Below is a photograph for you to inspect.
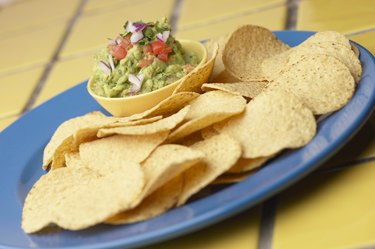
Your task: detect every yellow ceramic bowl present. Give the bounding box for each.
[87,40,207,117]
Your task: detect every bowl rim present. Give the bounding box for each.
[87,39,208,101]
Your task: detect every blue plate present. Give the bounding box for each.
[1,31,375,249]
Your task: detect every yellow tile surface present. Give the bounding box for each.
[177,0,285,30]
[297,0,375,34]
[141,206,261,249]
[0,22,67,75]
[349,31,375,55]
[0,0,79,36]
[273,161,375,249]
[0,67,43,117]
[61,0,174,58]
[322,114,375,168]
[34,54,94,106]
[83,0,143,14]
[0,115,18,132]
[176,6,287,41]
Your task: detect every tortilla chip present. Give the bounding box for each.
[22,159,144,233]
[212,69,241,83]
[211,171,254,185]
[177,134,241,205]
[109,116,163,127]
[106,175,183,224]
[140,144,204,197]
[200,125,219,139]
[124,92,199,121]
[293,42,362,83]
[173,43,218,94]
[351,43,360,58]
[185,90,246,120]
[43,112,115,170]
[216,89,316,158]
[302,31,352,49]
[222,24,289,81]
[79,132,168,174]
[202,82,267,99]
[205,35,228,81]
[97,105,190,137]
[261,49,293,80]
[167,91,246,142]
[227,156,272,173]
[269,54,355,114]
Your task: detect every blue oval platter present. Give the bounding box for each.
[0,31,375,249]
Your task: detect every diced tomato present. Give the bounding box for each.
[119,35,132,50]
[158,52,169,62]
[143,44,153,54]
[163,46,172,53]
[110,46,127,60]
[138,57,154,68]
[151,40,165,55]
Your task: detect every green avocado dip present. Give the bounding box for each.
[91,18,200,98]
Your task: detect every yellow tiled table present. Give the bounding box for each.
[1,0,375,248]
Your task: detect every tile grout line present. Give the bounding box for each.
[257,2,301,248]
[285,0,300,30]
[170,0,184,33]
[21,0,88,114]
[346,27,375,37]
[315,156,375,174]
[258,197,278,249]
[177,2,285,32]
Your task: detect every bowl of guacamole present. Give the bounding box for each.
[87,18,207,117]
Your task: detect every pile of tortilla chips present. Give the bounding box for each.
[22,25,361,233]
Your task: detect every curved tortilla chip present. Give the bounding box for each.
[269,54,355,115]
[216,89,316,158]
[222,25,289,81]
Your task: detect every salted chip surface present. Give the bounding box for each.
[177,134,242,205]
[43,111,115,170]
[105,144,203,225]
[80,132,168,174]
[292,42,361,83]
[270,54,355,115]
[261,49,293,80]
[222,25,289,81]
[202,82,267,99]
[22,159,144,233]
[97,105,190,137]
[212,69,241,83]
[185,90,246,120]
[140,144,204,197]
[302,31,352,49]
[216,89,316,158]
[106,175,183,225]
[205,35,228,81]
[125,92,199,121]
[173,42,218,94]
[167,91,246,142]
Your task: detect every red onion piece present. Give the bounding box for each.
[126,21,136,33]
[99,61,111,75]
[130,31,144,44]
[156,31,170,43]
[133,22,146,32]
[128,73,144,93]
[108,54,115,71]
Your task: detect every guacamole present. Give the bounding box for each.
[91,18,200,98]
